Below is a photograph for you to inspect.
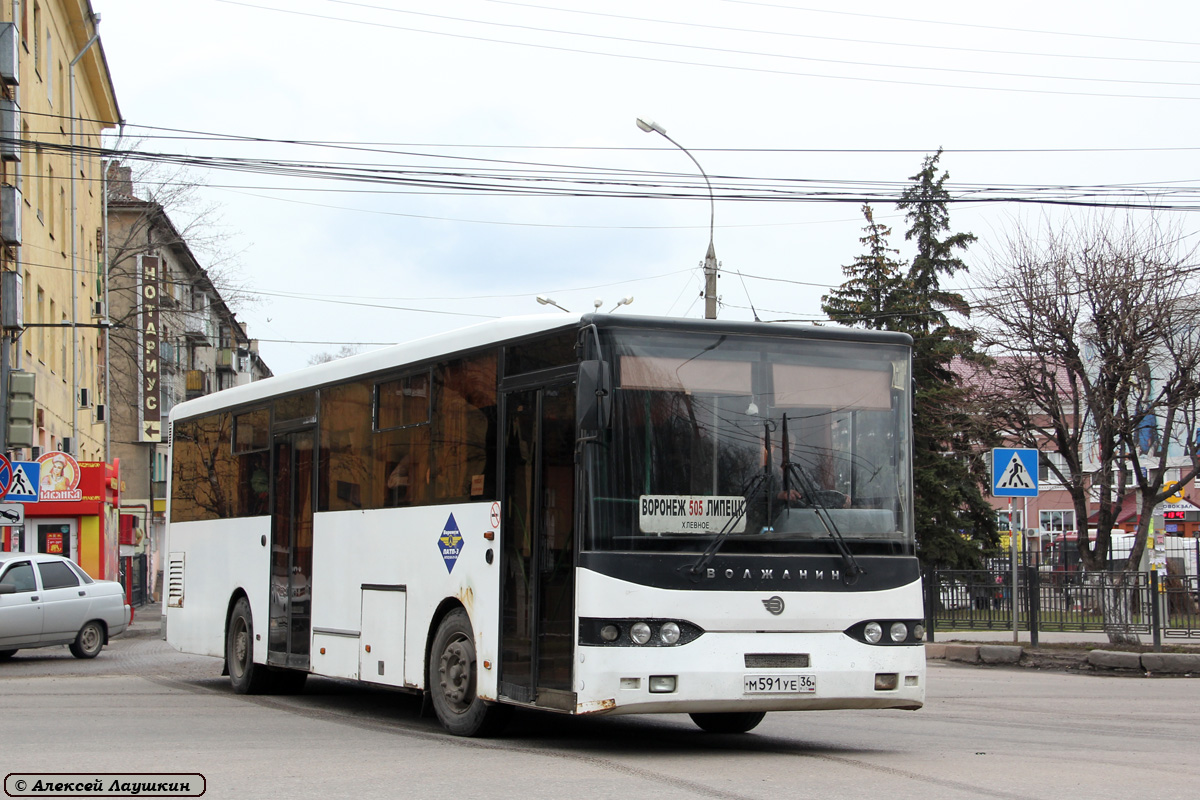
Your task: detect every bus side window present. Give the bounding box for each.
[320,380,373,511]
[433,354,497,502]
[379,425,430,508]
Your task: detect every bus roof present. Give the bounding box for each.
[168,312,911,422]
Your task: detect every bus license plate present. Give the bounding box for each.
[743,674,816,694]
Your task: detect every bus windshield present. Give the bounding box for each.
[584,329,914,556]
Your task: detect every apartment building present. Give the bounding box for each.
[106,162,271,601]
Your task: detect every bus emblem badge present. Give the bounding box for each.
[439,514,464,573]
[762,596,785,615]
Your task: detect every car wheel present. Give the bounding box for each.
[0,650,17,660]
[226,597,270,694]
[69,621,105,659]
[689,711,767,734]
[428,608,510,737]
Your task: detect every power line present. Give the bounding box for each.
[210,0,1200,102]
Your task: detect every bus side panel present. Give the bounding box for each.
[310,503,501,696]
[165,517,272,661]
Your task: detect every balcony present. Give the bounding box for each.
[179,309,214,346]
[185,369,212,399]
[216,347,240,373]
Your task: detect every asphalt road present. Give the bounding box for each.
[2,634,1197,800]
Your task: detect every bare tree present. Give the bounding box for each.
[105,160,256,413]
[974,214,1200,643]
[308,345,362,366]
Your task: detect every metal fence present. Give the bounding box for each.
[924,560,1200,645]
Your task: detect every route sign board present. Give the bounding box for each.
[992,448,1039,498]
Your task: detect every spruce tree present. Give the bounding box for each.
[825,152,998,568]
[821,204,905,330]
[896,150,997,568]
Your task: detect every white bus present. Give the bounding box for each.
[165,313,924,736]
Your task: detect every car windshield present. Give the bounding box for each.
[582,329,914,556]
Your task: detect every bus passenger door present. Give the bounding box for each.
[268,428,315,670]
[499,383,576,709]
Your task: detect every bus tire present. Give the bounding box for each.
[428,608,509,737]
[689,711,766,734]
[227,597,270,694]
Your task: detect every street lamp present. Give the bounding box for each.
[536,295,571,313]
[636,117,718,319]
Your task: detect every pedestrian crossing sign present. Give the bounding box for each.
[992,448,1039,497]
[5,461,40,502]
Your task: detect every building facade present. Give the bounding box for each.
[1,0,119,461]
[106,163,270,602]
[0,3,124,583]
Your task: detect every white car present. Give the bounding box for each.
[0,552,132,660]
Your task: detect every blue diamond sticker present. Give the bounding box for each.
[438,514,464,573]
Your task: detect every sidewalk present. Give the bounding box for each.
[120,600,163,639]
[933,629,1114,645]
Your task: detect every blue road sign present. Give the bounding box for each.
[0,455,11,498]
[6,461,40,502]
[992,448,1039,498]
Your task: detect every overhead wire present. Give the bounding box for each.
[210,0,1200,102]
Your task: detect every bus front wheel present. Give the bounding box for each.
[689,711,767,734]
[226,597,270,694]
[428,608,509,737]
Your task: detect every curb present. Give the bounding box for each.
[926,642,1200,675]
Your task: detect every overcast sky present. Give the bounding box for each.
[94,0,1200,375]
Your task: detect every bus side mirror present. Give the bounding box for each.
[577,360,612,432]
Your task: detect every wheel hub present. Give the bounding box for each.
[439,638,473,711]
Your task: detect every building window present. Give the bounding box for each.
[32,3,40,77]
[1038,451,1069,487]
[1040,510,1076,534]
[60,311,67,379]
[45,29,52,102]
[35,146,44,222]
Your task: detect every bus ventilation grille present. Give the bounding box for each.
[744,653,810,669]
[167,552,185,608]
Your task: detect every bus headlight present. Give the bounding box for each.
[845,619,925,646]
[578,618,704,647]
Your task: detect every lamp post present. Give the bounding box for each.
[636,118,718,319]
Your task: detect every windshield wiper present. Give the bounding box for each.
[781,414,863,583]
[685,422,771,579]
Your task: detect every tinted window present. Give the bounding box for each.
[38,561,80,590]
[276,392,316,423]
[506,332,576,375]
[171,413,237,523]
[377,372,430,431]
[0,562,36,592]
[433,354,498,501]
[65,561,94,584]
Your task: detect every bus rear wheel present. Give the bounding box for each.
[428,608,509,737]
[227,597,270,694]
[689,711,767,734]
